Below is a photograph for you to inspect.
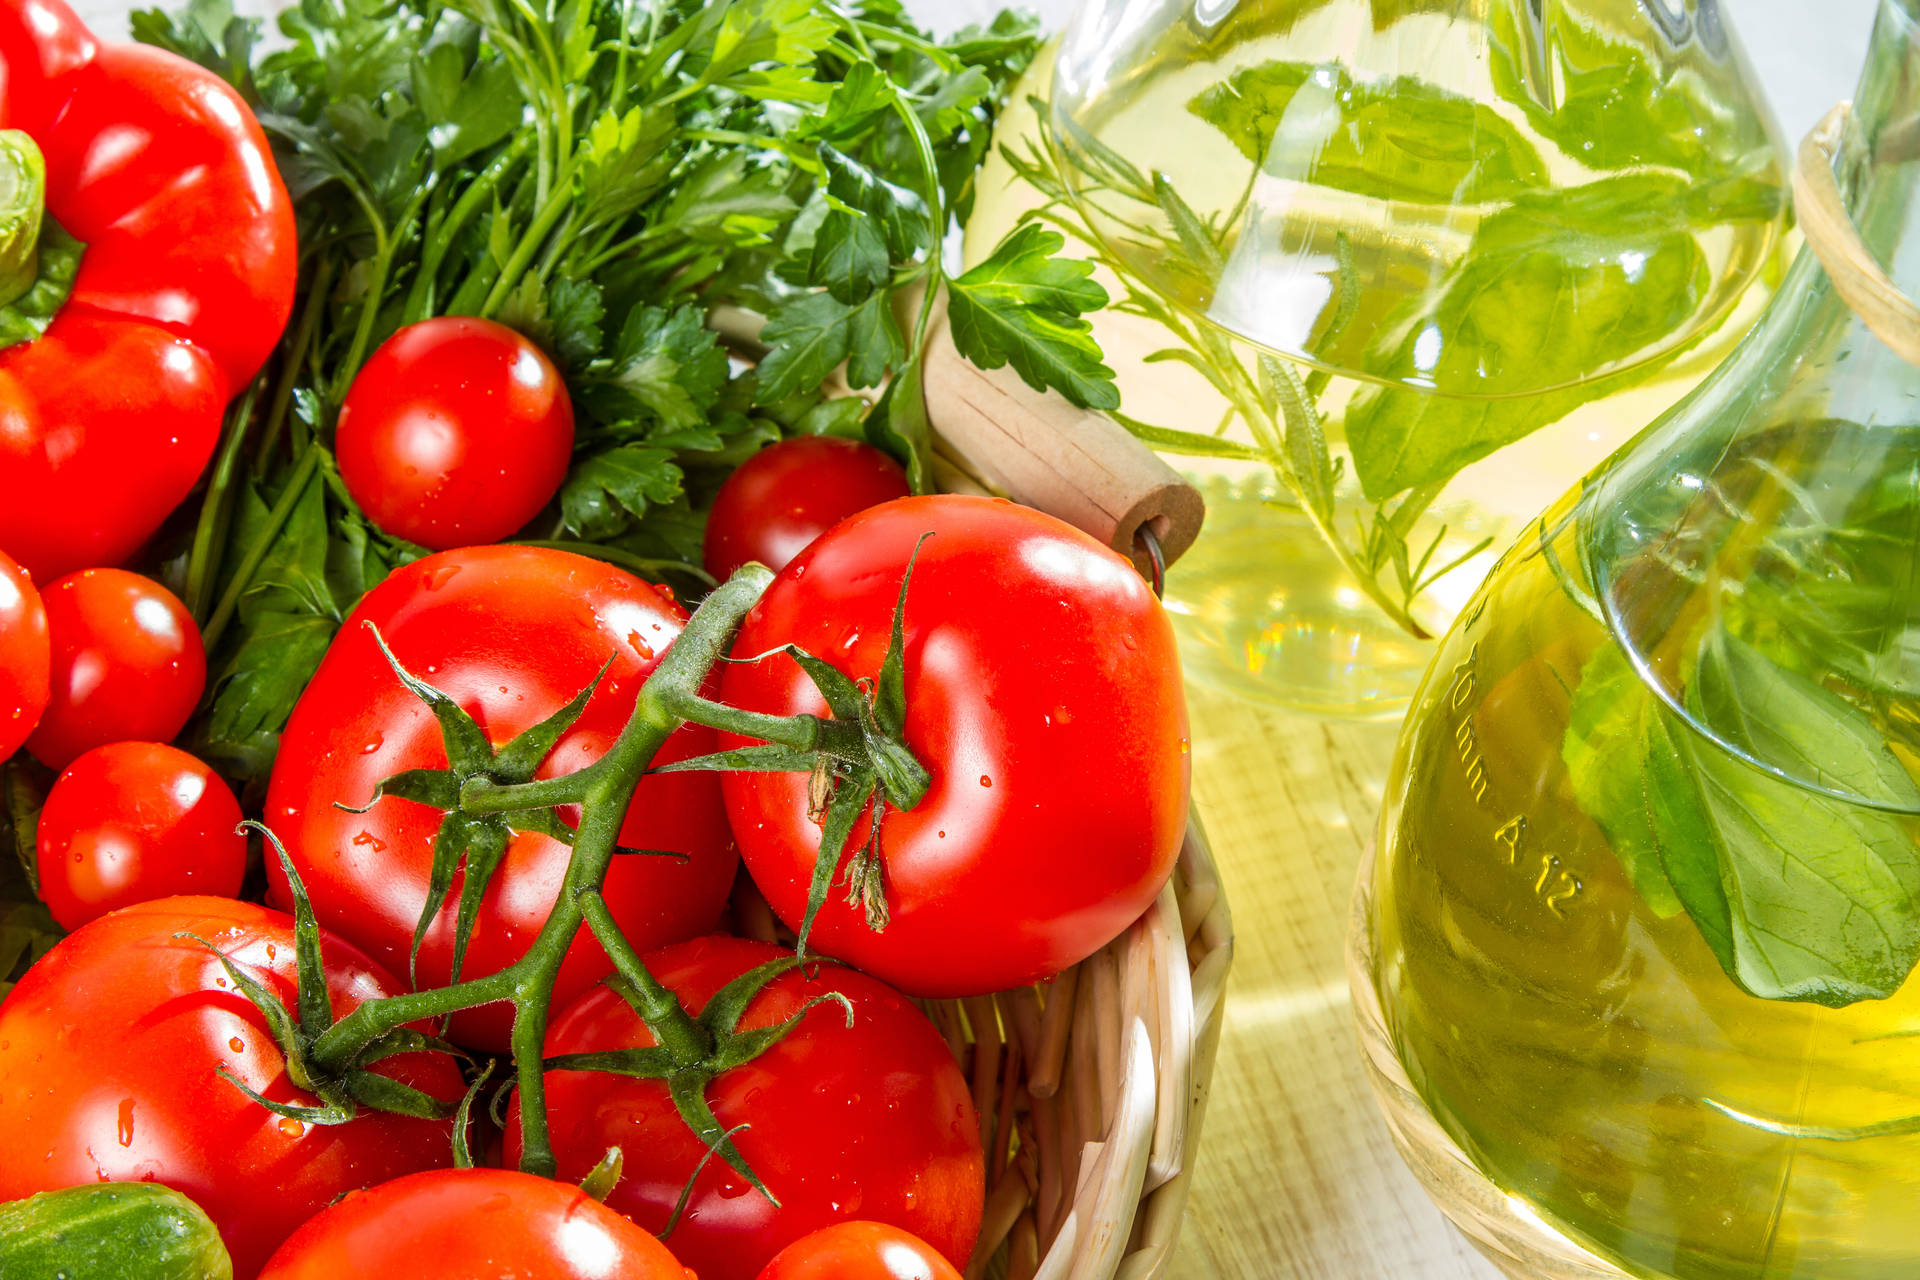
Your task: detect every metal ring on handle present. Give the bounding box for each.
[1793,102,1920,368]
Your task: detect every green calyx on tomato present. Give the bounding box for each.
[182,822,464,1130]
[0,131,83,348]
[656,536,935,944]
[340,626,652,995]
[210,560,936,1201]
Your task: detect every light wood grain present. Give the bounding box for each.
[1163,686,1502,1280]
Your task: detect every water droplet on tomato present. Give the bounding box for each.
[277,1117,305,1139]
[265,943,277,961]
[937,831,946,838]
[229,1037,245,1054]
[979,775,992,788]
[352,831,388,852]
[422,563,462,591]
[360,734,384,755]
[116,1099,135,1147]
[627,632,654,661]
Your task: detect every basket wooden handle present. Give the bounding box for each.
[916,290,1205,577]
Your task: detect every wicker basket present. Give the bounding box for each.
[1346,841,1628,1280]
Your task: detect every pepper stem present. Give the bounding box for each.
[0,131,46,310]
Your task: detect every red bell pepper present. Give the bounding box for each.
[0,0,296,581]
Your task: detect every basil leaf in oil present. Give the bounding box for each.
[1344,173,1710,503]
[1571,629,1920,1007]
[1188,61,1547,206]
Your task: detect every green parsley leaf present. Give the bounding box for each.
[946,223,1118,410]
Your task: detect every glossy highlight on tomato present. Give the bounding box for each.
[0,548,50,759]
[26,568,206,769]
[265,546,735,1051]
[703,435,910,581]
[0,897,462,1280]
[337,317,575,550]
[35,741,247,930]
[758,1221,963,1280]
[257,1168,697,1280]
[507,935,984,1280]
[719,495,1190,997]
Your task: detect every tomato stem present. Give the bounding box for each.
[577,888,714,1066]
[305,566,777,1144]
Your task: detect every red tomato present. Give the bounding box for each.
[758,1222,963,1280]
[336,317,574,550]
[703,436,910,581]
[265,546,735,1051]
[505,936,983,1280]
[0,897,462,1279]
[719,496,1189,997]
[0,549,50,758]
[25,568,206,769]
[257,1168,696,1280]
[35,741,247,930]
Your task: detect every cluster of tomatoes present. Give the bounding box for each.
[0,319,1192,1279]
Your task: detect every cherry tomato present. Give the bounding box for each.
[25,568,206,769]
[758,1222,964,1280]
[336,317,574,550]
[257,1168,696,1280]
[265,546,735,1051]
[719,496,1189,997]
[0,897,462,1279]
[0,549,50,759]
[505,935,983,1280]
[703,436,910,581]
[35,741,247,930]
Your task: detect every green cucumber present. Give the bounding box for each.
[0,1184,232,1280]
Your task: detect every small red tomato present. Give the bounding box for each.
[337,317,574,550]
[703,436,909,581]
[0,549,50,759]
[36,741,248,930]
[758,1222,963,1280]
[257,1168,697,1280]
[26,568,206,769]
[505,935,983,1280]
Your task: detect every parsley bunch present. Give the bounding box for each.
[128,0,1116,781]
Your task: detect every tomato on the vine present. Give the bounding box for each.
[703,436,910,581]
[265,546,736,1051]
[718,495,1190,997]
[256,1168,696,1280]
[35,741,247,930]
[25,568,205,769]
[758,1222,964,1280]
[0,897,462,1280]
[505,935,984,1280]
[336,317,575,550]
[0,549,49,759]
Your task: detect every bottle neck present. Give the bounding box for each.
[1847,0,1920,296]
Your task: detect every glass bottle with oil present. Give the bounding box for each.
[1367,2,1920,1274]
[965,0,1789,718]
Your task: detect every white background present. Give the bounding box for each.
[75,0,1882,154]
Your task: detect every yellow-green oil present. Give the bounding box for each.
[1372,480,1920,1279]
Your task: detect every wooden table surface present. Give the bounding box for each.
[1165,686,1502,1280]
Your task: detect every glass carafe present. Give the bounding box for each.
[964,0,1790,717]
[1364,1,1920,1275]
